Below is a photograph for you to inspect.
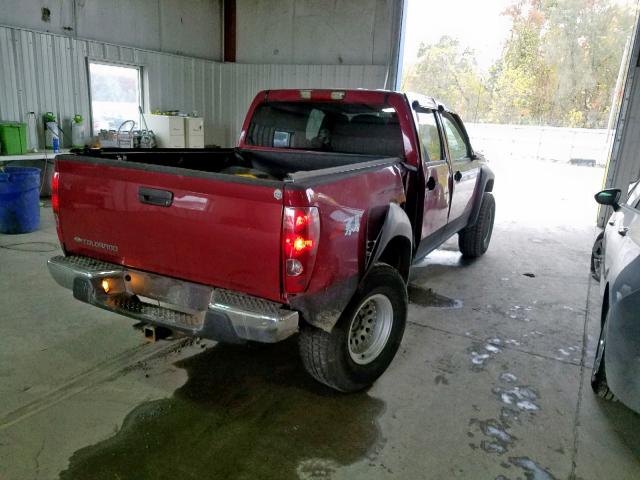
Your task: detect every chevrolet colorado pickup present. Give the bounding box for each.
[48,89,495,392]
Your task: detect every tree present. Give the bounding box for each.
[488,0,553,124]
[401,0,637,128]
[402,36,492,122]
[490,0,636,127]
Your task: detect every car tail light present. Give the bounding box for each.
[51,170,63,245]
[282,206,320,294]
[51,171,60,214]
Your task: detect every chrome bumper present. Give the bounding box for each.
[47,255,298,343]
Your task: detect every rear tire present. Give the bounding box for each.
[459,192,495,258]
[298,263,407,392]
[591,310,615,400]
[590,232,604,282]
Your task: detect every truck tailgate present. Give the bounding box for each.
[56,159,284,302]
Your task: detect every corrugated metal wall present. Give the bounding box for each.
[0,25,388,147]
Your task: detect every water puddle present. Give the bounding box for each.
[59,340,385,480]
[469,418,516,455]
[468,337,503,370]
[408,285,463,308]
[492,385,540,412]
[509,456,558,480]
[412,249,467,268]
[467,371,558,480]
[499,373,517,383]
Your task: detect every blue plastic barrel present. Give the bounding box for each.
[0,166,41,234]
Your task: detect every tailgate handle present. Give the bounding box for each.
[138,187,173,207]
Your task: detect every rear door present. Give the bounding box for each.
[56,159,285,302]
[416,110,451,242]
[440,112,480,224]
[604,182,640,283]
[602,182,640,407]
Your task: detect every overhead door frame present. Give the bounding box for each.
[599,10,640,227]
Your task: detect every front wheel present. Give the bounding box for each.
[591,310,615,400]
[298,264,407,392]
[459,192,496,258]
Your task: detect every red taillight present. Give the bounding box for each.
[51,170,64,246]
[51,171,60,214]
[283,207,320,294]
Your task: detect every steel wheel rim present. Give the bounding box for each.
[347,294,393,365]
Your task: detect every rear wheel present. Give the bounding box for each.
[459,192,495,258]
[591,310,615,400]
[299,264,407,392]
[590,231,604,282]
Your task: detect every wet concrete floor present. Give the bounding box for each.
[2,160,640,479]
[60,341,384,480]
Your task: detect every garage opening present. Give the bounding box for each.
[400,0,640,228]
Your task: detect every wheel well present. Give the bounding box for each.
[601,284,609,328]
[377,236,412,283]
[485,179,494,192]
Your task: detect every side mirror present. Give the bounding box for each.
[594,189,621,211]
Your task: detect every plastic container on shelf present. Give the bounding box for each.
[44,112,60,150]
[0,122,28,155]
[71,114,86,148]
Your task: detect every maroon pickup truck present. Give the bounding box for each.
[48,89,495,392]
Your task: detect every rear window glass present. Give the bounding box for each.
[246,102,404,158]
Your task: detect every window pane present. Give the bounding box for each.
[442,114,469,160]
[246,102,404,157]
[417,112,442,161]
[89,62,141,132]
[626,181,640,208]
[306,109,326,140]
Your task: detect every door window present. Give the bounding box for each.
[626,181,640,209]
[417,112,442,161]
[441,114,470,160]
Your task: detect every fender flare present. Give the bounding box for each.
[467,165,495,227]
[290,203,413,333]
[366,202,413,281]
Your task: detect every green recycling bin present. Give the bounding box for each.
[0,122,28,155]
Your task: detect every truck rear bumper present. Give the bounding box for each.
[47,255,298,343]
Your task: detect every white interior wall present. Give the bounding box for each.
[0,0,401,67]
[0,0,223,60]
[0,25,387,148]
[236,0,397,66]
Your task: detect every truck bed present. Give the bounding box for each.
[55,149,402,303]
[77,147,394,181]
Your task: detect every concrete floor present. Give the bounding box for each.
[1,159,639,479]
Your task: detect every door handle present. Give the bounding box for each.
[618,226,629,236]
[609,220,616,226]
[454,171,462,182]
[426,176,436,191]
[138,187,173,207]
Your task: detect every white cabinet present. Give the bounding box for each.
[185,117,204,148]
[145,115,205,149]
[145,114,185,148]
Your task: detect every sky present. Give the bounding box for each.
[402,0,514,73]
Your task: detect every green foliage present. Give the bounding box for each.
[402,0,636,128]
[402,36,492,122]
